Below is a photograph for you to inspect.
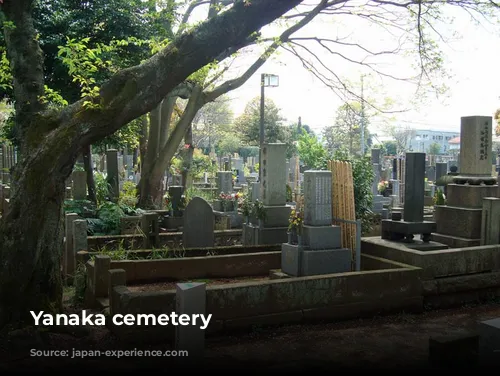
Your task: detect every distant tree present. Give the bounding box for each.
[216,132,241,156]
[385,125,416,155]
[192,96,234,150]
[381,140,397,156]
[323,102,371,156]
[235,97,285,145]
[297,130,327,169]
[428,142,441,155]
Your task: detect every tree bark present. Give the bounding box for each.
[182,125,194,191]
[138,115,148,173]
[0,0,304,329]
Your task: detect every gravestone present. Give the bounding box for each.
[381,152,436,243]
[175,282,206,359]
[106,149,120,202]
[183,197,214,248]
[435,162,448,182]
[216,171,232,194]
[73,220,88,278]
[392,158,398,180]
[168,185,184,215]
[72,170,87,200]
[454,116,496,185]
[433,116,500,248]
[282,170,351,276]
[261,143,287,206]
[371,148,381,164]
[303,171,332,226]
[250,182,260,201]
[243,144,290,246]
[427,165,436,182]
[64,213,80,281]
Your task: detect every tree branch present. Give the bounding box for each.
[48,0,304,151]
[204,0,332,102]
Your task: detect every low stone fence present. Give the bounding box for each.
[362,237,500,308]
[84,250,280,290]
[84,253,422,342]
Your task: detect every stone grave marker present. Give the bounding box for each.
[72,170,87,200]
[175,282,206,359]
[216,171,232,194]
[282,170,351,276]
[106,149,120,202]
[64,213,80,281]
[183,197,214,248]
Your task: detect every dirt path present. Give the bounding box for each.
[1,302,500,370]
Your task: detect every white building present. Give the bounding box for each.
[407,129,460,154]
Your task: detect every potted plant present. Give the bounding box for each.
[377,180,389,196]
[433,188,446,206]
[219,192,237,212]
[288,209,303,245]
[253,199,267,227]
[239,194,252,224]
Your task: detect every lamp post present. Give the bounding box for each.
[259,73,279,181]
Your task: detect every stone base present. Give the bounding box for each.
[164,216,183,230]
[446,184,500,208]
[430,233,480,248]
[243,224,288,245]
[302,248,352,276]
[281,243,351,277]
[434,205,482,239]
[404,241,449,251]
[302,225,341,249]
[214,211,243,228]
[381,219,437,243]
[242,224,258,245]
[281,243,303,276]
[261,205,291,227]
[453,175,497,185]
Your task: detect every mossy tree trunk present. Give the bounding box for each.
[0,0,304,329]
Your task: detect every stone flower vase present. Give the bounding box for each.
[288,229,298,244]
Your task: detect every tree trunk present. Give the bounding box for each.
[137,86,203,208]
[138,115,148,173]
[0,0,306,330]
[0,147,77,328]
[182,125,194,191]
[83,145,97,204]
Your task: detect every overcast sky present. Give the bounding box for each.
[194,2,500,136]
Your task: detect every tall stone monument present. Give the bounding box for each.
[242,143,291,245]
[281,170,351,276]
[432,116,499,248]
[381,152,436,243]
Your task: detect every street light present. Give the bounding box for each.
[259,73,279,181]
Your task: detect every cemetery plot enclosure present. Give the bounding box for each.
[102,253,422,342]
[362,237,500,308]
